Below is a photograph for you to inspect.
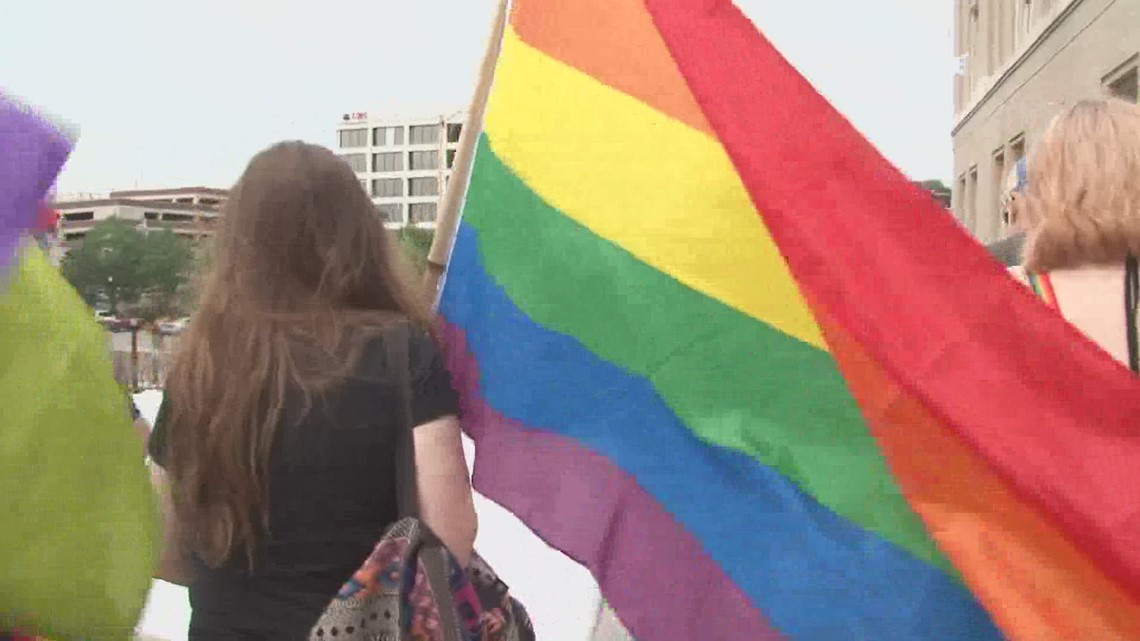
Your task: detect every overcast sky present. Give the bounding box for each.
[1,0,955,195]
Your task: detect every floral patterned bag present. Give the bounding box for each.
[308,326,534,641]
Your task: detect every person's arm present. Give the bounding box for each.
[146,395,199,586]
[134,417,151,452]
[130,400,152,457]
[412,415,477,567]
[151,465,198,586]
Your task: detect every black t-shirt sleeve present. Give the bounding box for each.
[147,393,172,468]
[408,329,460,427]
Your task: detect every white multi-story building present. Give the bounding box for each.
[49,186,227,260]
[335,110,466,228]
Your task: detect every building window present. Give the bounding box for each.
[63,211,95,222]
[1111,68,1139,103]
[447,123,462,143]
[1104,56,1139,104]
[373,152,404,173]
[1009,134,1026,165]
[446,149,457,169]
[341,153,367,173]
[144,212,159,220]
[409,125,439,145]
[409,177,439,197]
[409,150,439,171]
[961,0,979,84]
[1017,0,1032,37]
[372,178,403,198]
[393,127,405,145]
[967,166,979,234]
[954,174,967,223]
[376,203,404,224]
[409,202,437,224]
[993,149,1009,230]
[339,128,368,148]
[372,127,387,146]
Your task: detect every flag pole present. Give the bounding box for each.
[423,0,510,305]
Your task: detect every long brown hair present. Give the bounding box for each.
[164,141,430,568]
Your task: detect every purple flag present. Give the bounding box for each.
[0,93,73,273]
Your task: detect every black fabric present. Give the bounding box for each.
[147,326,459,640]
[1126,256,1138,374]
[383,322,421,521]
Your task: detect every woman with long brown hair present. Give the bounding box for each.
[1012,97,1140,372]
[147,141,477,639]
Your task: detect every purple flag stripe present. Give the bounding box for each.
[439,319,782,641]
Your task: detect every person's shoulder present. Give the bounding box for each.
[358,320,440,370]
[369,319,435,349]
[405,323,443,375]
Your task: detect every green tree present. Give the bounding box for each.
[61,219,147,313]
[918,179,950,193]
[60,218,196,318]
[178,239,215,311]
[396,225,435,275]
[137,226,196,320]
[918,180,952,208]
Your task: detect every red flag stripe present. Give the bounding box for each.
[645,0,1140,606]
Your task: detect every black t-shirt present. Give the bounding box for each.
[148,327,459,640]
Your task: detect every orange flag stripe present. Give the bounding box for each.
[814,298,1140,640]
[509,0,714,136]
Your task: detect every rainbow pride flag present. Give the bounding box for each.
[0,94,156,639]
[437,1,1140,639]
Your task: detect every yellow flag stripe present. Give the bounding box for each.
[484,27,825,350]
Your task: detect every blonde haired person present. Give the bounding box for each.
[1011,98,1140,372]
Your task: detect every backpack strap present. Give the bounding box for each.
[386,322,421,519]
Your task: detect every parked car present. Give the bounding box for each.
[157,317,190,335]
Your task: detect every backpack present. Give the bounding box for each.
[308,325,535,641]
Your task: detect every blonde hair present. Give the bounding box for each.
[1022,98,1140,272]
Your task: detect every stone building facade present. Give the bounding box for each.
[951,0,1139,244]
